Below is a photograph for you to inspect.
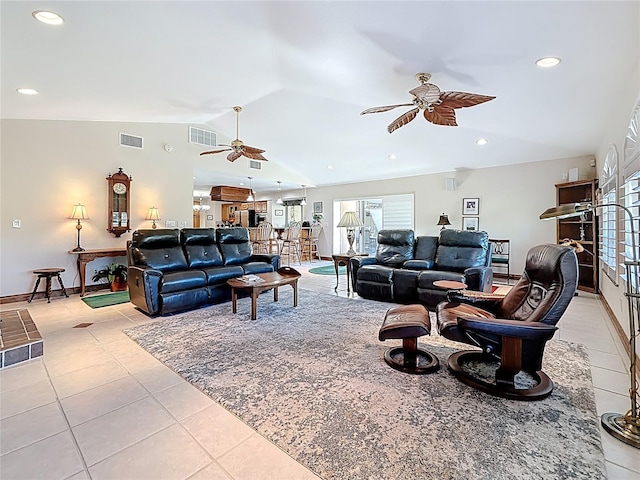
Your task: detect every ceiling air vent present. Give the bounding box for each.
[119,133,143,149]
[189,126,216,147]
[249,160,262,170]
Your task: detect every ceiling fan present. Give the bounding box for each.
[361,73,496,133]
[200,106,268,162]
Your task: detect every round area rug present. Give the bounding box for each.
[309,265,346,275]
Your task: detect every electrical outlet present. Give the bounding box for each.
[179,221,187,228]
[12,219,21,228]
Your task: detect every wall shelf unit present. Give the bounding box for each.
[555,179,599,293]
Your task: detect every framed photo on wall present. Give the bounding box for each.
[462,217,479,231]
[462,198,480,215]
[206,215,214,221]
[313,201,323,214]
[274,210,284,216]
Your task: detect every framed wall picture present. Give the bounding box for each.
[274,209,284,216]
[206,214,214,221]
[462,217,479,231]
[462,198,480,215]
[313,201,323,214]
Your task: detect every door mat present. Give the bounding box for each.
[308,265,346,275]
[81,291,130,308]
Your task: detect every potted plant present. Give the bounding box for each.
[92,263,128,292]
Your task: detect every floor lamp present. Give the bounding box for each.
[540,202,640,448]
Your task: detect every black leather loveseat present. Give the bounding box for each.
[350,229,493,309]
[127,227,280,315]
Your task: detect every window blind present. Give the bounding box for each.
[599,146,618,284]
[381,194,414,230]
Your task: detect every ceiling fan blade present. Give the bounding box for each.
[409,84,441,103]
[425,106,458,126]
[200,148,231,156]
[387,107,420,133]
[242,145,266,154]
[439,91,496,109]
[361,104,414,115]
[241,147,268,161]
[227,151,243,162]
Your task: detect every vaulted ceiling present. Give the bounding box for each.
[2,1,639,193]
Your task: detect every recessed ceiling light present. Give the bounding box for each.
[17,88,38,95]
[239,182,245,186]
[535,57,561,68]
[476,138,488,146]
[32,10,64,25]
[327,165,333,170]
[388,154,397,160]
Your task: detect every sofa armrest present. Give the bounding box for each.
[446,290,503,313]
[464,266,493,292]
[458,316,558,342]
[250,253,281,270]
[127,266,162,315]
[403,259,434,270]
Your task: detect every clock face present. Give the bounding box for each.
[113,182,127,194]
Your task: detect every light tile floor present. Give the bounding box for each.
[1,262,639,479]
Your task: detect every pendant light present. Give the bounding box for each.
[276,181,283,205]
[300,185,307,206]
[247,177,254,202]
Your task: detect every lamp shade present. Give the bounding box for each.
[337,211,363,228]
[145,207,161,221]
[437,213,451,226]
[69,203,88,220]
[539,202,592,220]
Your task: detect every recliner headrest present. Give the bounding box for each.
[377,230,415,246]
[439,229,488,248]
[181,228,216,246]
[216,227,250,244]
[131,229,180,249]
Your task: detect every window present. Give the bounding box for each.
[333,194,414,254]
[599,146,618,283]
[620,103,640,288]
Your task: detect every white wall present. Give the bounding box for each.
[290,156,594,273]
[1,119,198,296]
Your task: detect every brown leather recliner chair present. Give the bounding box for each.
[436,244,578,400]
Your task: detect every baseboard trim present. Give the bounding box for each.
[599,294,640,378]
[0,285,111,304]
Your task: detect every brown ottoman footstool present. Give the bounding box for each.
[379,304,440,374]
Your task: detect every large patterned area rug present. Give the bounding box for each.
[125,290,605,480]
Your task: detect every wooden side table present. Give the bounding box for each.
[332,253,368,293]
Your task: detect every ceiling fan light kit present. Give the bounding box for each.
[200,106,268,162]
[361,73,496,133]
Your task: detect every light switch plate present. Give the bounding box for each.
[12,219,21,228]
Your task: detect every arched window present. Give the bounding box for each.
[599,145,618,283]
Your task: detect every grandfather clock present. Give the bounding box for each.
[106,168,132,237]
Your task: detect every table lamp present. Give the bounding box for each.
[540,201,640,448]
[146,207,161,229]
[437,213,451,230]
[69,203,88,252]
[337,211,364,255]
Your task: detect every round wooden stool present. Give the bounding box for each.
[29,268,69,303]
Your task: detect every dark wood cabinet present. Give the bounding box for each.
[555,179,598,293]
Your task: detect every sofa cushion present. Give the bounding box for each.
[242,262,275,275]
[435,230,489,272]
[130,229,188,272]
[417,270,466,289]
[182,228,224,268]
[375,230,415,267]
[216,227,253,265]
[358,265,394,284]
[160,270,207,294]
[202,265,244,284]
[402,259,434,270]
[414,236,438,260]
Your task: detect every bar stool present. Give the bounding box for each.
[29,268,69,303]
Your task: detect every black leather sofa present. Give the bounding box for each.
[350,229,493,309]
[127,228,280,315]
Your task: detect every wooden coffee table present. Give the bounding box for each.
[226,267,301,320]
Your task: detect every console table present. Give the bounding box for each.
[68,248,127,296]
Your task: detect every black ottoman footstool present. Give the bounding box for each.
[378,304,439,374]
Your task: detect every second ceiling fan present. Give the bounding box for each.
[200,106,268,162]
[361,73,496,133]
